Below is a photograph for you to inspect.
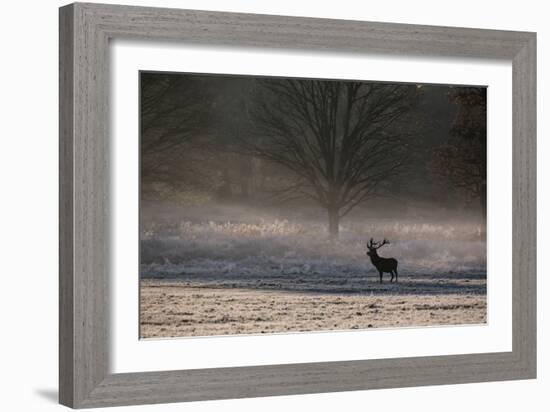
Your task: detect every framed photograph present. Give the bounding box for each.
[59,2,536,408]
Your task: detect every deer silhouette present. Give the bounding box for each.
[366,238,398,283]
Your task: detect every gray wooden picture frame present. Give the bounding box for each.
[59,2,536,408]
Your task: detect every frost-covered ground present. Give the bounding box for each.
[140,204,487,338]
[140,283,486,338]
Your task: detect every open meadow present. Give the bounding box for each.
[140,204,487,338]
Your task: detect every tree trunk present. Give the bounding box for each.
[328,208,340,240]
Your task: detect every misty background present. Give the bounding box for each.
[139,72,487,290]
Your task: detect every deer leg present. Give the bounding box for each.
[390,271,394,282]
[394,269,398,283]
[379,271,383,283]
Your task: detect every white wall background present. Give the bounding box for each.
[0,1,546,411]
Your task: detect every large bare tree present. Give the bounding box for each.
[247,79,418,238]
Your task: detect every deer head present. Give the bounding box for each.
[366,238,390,257]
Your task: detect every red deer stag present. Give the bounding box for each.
[366,238,398,283]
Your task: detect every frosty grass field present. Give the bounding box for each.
[140,204,487,338]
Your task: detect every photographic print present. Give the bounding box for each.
[139,72,487,339]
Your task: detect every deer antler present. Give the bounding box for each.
[370,238,390,249]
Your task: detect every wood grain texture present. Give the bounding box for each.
[59,4,74,406]
[512,35,537,375]
[59,2,536,408]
